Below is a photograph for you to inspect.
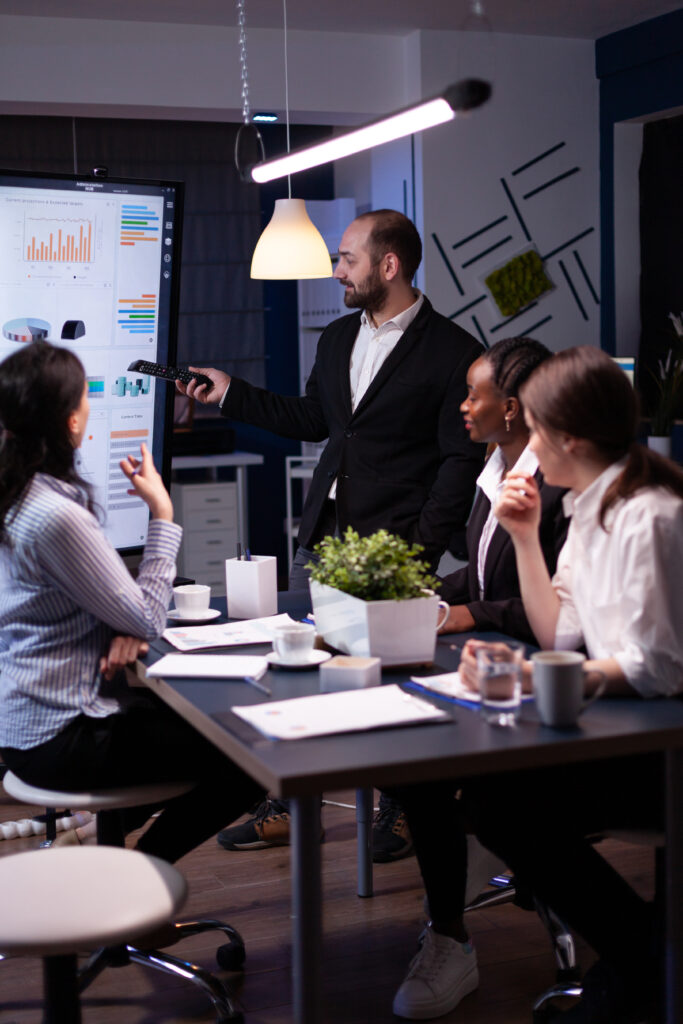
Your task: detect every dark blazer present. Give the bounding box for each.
[438,469,569,642]
[222,296,485,564]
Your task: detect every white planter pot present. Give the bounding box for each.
[648,435,672,458]
[309,580,445,667]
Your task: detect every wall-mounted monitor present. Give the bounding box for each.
[0,168,183,554]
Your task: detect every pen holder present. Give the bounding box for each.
[225,555,277,619]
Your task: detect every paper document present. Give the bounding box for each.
[147,654,268,680]
[163,613,297,652]
[409,671,533,706]
[232,683,450,740]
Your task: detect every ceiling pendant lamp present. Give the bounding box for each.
[250,197,333,279]
[234,0,331,280]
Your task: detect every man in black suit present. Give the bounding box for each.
[179,210,485,854]
[181,209,485,589]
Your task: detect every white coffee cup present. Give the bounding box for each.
[173,584,211,618]
[272,622,316,664]
[531,651,606,727]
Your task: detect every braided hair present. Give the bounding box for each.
[482,336,552,399]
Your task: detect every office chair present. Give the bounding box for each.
[3,771,246,1023]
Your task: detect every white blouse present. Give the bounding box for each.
[553,459,683,698]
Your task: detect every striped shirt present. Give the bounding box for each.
[0,473,182,749]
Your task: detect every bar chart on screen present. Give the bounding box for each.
[24,215,93,263]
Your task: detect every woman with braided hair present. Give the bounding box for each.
[437,335,569,639]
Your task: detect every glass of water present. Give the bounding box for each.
[475,641,525,726]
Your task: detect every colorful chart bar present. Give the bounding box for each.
[120,204,159,247]
[117,293,157,335]
[25,220,92,263]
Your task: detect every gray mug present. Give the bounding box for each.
[531,651,607,727]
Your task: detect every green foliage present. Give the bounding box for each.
[647,317,683,436]
[485,249,552,318]
[307,527,438,601]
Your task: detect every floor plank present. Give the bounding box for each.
[0,788,654,1023]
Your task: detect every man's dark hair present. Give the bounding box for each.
[356,209,422,282]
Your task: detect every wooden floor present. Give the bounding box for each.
[0,788,654,1024]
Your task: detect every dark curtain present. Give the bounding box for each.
[639,113,683,418]
[0,115,266,386]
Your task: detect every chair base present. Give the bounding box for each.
[78,920,246,1024]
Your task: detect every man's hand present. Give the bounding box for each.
[438,604,476,634]
[176,366,230,405]
[100,636,149,681]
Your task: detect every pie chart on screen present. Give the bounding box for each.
[2,317,51,343]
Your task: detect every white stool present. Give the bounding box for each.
[3,772,246,1021]
[0,846,186,1023]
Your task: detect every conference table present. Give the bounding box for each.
[134,594,683,1024]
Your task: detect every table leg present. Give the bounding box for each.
[356,787,374,897]
[234,466,247,551]
[290,795,322,1024]
[665,747,683,1024]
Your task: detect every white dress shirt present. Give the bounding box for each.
[475,444,539,599]
[552,458,683,697]
[328,291,424,500]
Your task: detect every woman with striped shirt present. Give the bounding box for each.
[0,342,264,864]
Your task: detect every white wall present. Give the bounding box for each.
[416,31,600,352]
[0,15,408,124]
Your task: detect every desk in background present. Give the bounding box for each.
[135,600,683,1024]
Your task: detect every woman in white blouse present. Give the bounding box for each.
[460,345,683,1024]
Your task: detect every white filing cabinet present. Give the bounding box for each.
[171,481,237,595]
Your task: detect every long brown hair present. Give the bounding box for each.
[0,343,95,537]
[520,345,683,525]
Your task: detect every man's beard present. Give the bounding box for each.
[342,264,387,313]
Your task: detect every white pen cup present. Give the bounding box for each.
[272,622,316,664]
[172,584,211,618]
[476,640,524,727]
[225,554,277,619]
[531,651,607,727]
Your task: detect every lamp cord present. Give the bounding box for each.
[283,0,292,198]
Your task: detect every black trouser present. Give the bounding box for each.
[387,752,662,965]
[462,754,663,969]
[383,781,468,922]
[1,693,266,864]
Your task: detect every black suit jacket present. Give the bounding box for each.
[438,470,569,642]
[222,297,485,564]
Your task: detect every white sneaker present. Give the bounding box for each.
[464,834,508,907]
[393,924,479,1019]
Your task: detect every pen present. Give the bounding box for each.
[245,548,251,561]
[244,668,271,697]
[236,543,242,561]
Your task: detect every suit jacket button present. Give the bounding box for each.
[344,429,352,438]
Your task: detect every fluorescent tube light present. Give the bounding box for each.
[250,79,491,184]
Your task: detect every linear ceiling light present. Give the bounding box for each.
[250,79,491,184]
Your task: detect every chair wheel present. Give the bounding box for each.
[216,939,246,971]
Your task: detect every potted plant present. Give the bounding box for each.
[307,528,447,666]
[646,312,683,457]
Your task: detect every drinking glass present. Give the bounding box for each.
[475,641,524,726]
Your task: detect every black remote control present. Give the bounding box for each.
[126,360,213,390]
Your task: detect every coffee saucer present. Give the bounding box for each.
[167,608,222,625]
[266,650,332,671]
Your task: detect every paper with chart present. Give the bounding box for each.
[163,613,297,652]
[232,684,450,740]
[409,671,534,705]
[146,654,268,679]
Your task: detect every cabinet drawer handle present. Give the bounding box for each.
[206,518,221,524]
[205,498,221,503]
[206,540,221,545]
